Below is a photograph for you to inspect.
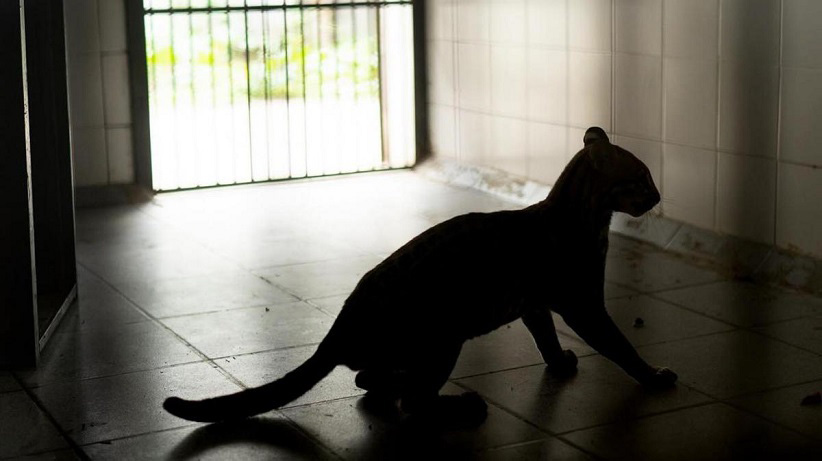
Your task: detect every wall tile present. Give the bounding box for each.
[720,0,780,66]
[780,66,822,167]
[527,49,567,124]
[614,135,663,189]
[782,0,822,69]
[457,0,490,42]
[459,109,492,165]
[663,143,716,229]
[101,53,132,125]
[569,52,611,130]
[615,53,662,139]
[457,43,491,111]
[716,152,776,244]
[106,127,135,184]
[777,163,822,258]
[719,61,778,157]
[616,0,662,56]
[72,127,109,187]
[528,122,568,184]
[426,0,454,41]
[567,126,588,158]
[64,0,100,54]
[527,0,566,49]
[67,52,105,128]
[568,0,612,52]
[663,0,718,59]
[664,57,717,149]
[490,116,528,177]
[427,40,455,105]
[429,104,458,158]
[98,0,127,52]
[491,45,527,118]
[491,0,527,45]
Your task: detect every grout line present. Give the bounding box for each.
[719,398,822,443]
[747,328,822,359]
[76,264,248,391]
[277,412,347,460]
[10,374,91,460]
[554,400,719,437]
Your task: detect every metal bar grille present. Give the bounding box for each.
[144,0,414,191]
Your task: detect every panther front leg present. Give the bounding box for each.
[561,305,677,389]
[522,309,578,378]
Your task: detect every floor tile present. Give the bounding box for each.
[729,380,822,439]
[755,315,822,355]
[23,170,822,459]
[476,438,595,460]
[220,345,365,408]
[604,295,734,347]
[605,251,722,293]
[78,241,243,286]
[0,371,21,393]
[75,205,178,249]
[204,232,364,270]
[0,391,68,458]
[563,403,821,460]
[13,449,82,460]
[161,302,333,358]
[19,321,199,388]
[604,281,637,300]
[281,383,547,460]
[452,320,592,379]
[608,234,663,255]
[59,276,147,331]
[457,355,710,434]
[32,363,241,445]
[306,294,349,317]
[255,256,384,299]
[653,280,822,327]
[82,415,336,460]
[638,330,822,399]
[317,214,435,255]
[117,271,298,318]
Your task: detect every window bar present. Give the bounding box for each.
[261,7,271,180]
[299,5,308,178]
[188,5,197,186]
[282,7,292,178]
[317,6,325,174]
[209,1,219,183]
[351,5,358,172]
[145,2,412,14]
[375,4,386,166]
[169,10,180,189]
[242,1,254,180]
[225,8,236,183]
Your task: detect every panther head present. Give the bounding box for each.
[583,127,660,217]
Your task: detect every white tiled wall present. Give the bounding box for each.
[426,0,822,258]
[64,0,134,186]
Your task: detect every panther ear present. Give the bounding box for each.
[583,127,609,146]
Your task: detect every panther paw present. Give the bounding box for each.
[547,349,578,379]
[641,366,678,390]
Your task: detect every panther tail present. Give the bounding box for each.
[163,348,336,422]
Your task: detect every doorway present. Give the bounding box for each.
[142,0,415,191]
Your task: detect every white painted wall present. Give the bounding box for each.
[64,0,134,187]
[426,0,822,258]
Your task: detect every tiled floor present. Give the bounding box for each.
[4,171,822,460]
